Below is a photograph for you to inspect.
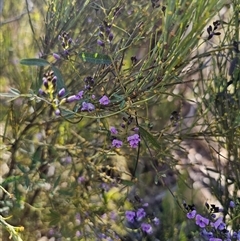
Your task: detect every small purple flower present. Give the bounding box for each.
[53,53,61,60]
[38,88,46,95]
[99,95,110,105]
[141,223,153,234]
[229,201,235,208]
[152,217,160,226]
[201,229,213,239]
[187,210,196,219]
[55,109,61,116]
[195,214,209,228]
[127,134,141,148]
[67,95,78,103]
[81,102,95,111]
[58,88,66,97]
[92,94,95,99]
[110,127,118,135]
[108,32,114,42]
[97,39,105,47]
[77,176,85,184]
[75,230,81,237]
[75,90,84,100]
[209,238,222,241]
[136,208,146,221]
[112,139,123,148]
[211,217,225,231]
[125,211,135,223]
[61,156,72,164]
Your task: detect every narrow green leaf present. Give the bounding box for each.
[17,164,28,174]
[2,175,21,185]
[79,52,111,64]
[139,126,161,149]
[20,58,50,66]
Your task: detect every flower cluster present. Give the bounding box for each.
[110,125,141,149]
[38,70,113,115]
[58,31,73,50]
[97,21,114,47]
[125,202,160,236]
[184,201,240,240]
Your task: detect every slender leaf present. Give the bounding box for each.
[20,58,50,66]
[139,126,161,149]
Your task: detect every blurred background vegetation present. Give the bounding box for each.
[0,0,240,240]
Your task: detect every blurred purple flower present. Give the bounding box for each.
[187,210,196,219]
[99,95,110,105]
[112,139,123,148]
[211,217,225,230]
[55,109,61,116]
[75,230,81,237]
[209,238,222,241]
[38,88,46,95]
[81,102,95,111]
[67,95,78,103]
[97,39,105,47]
[77,176,85,184]
[58,88,66,97]
[136,208,146,221]
[75,90,84,100]
[110,126,118,135]
[201,229,213,239]
[127,134,141,148]
[125,211,135,223]
[53,53,61,60]
[196,214,209,228]
[61,156,72,164]
[229,201,235,208]
[152,217,160,226]
[141,223,153,234]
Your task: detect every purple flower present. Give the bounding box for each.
[97,39,105,47]
[53,53,61,60]
[209,238,222,241]
[141,223,153,234]
[211,217,225,231]
[110,127,118,135]
[112,139,123,148]
[58,88,66,97]
[187,210,196,219]
[55,109,61,116]
[67,95,78,103]
[195,214,209,228]
[61,156,72,164]
[75,90,84,100]
[81,102,95,111]
[201,228,213,239]
[136,208,146,221]
[125,211,135,223]
[38,88,46,95]
[75,230,81,237]
[99,95,110,105]
[152,217,160,226]
[127,134,141,148]
[229,201,235,208]
[77,176,85,184]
